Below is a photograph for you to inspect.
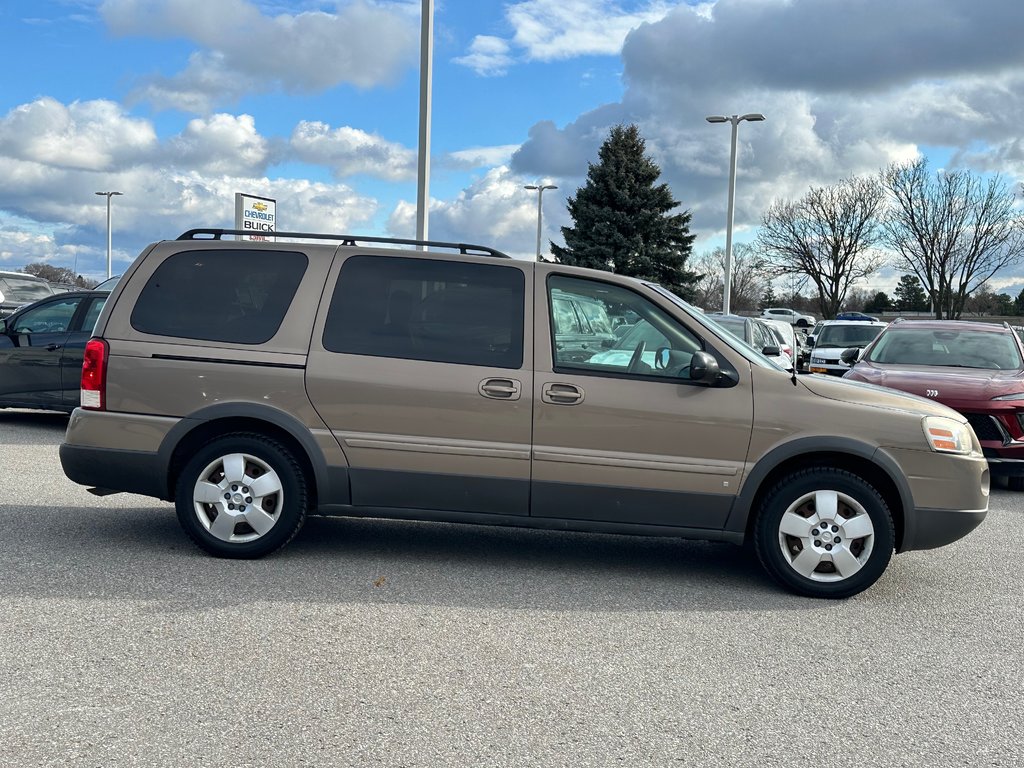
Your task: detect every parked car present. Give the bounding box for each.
[808,320,888,376]
[760,317,799,371]
[843,319,1024,483]
[762,307,816,328]
[835,311,880,322]
[93,275,122,291]
[709,314,790,370]
[0,290,109,412]
[59,228,988,599]
[550,288,618,363]
[0,270,55,318]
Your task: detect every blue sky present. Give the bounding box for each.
[1,0,1023,296]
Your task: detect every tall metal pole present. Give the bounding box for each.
[525,184,557,261]
[415,0,434,245]
[706,113,764,315]
[723,119,739,316]
[95,191,123,279]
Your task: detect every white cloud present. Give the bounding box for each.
[102,0,419,111]
[289,121,416,182]
[444,144,521,170]
[453,36,514,77]
[387,166,558,259]
[455,0,677,75]
[0,98,156,171]
[167,113,275,176]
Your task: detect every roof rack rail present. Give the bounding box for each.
[176,229,511,259]
[891,317,905,323]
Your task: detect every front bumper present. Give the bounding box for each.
[885,446,989,552]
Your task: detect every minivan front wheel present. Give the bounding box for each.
[754,468,894,598]
[175,433,308,558]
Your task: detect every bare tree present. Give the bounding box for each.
[758,175,886,320]
[881,159,1024,319]
[690,242,770,312]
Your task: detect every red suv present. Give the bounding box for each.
[843,319,1024,480]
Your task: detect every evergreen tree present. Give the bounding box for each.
[759,284,778,310]
[863,291,891,313]
[893,273,929,312]
[1014,288,1024,316]
[552,124,698,297]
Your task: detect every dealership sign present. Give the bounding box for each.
[234,193,276,240]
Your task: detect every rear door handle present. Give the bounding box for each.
[542,382,585,405]
[479,378,522,400]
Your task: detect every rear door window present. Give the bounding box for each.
[130,249,307,344]
[323,255,525,369]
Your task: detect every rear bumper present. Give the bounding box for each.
[59,443,168,499]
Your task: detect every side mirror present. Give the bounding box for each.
[600,338,616,349]
[761,345,780,357]
[840,347,860,365]
[0,318,6,335]
[688,350,720,385]
[807,335,817,347]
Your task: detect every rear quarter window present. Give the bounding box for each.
[130,249,308,344]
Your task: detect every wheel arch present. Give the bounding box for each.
[158,403,338,507]
[727,438,913,551]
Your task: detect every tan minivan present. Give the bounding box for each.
[60,229,989,598]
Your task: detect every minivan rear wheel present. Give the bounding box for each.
[175,433,308,558]
[754,468,894,599]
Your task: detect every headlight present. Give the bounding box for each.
[922,416,973,455]
[991,392,1024,401]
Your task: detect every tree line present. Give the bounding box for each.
[552,124,1024,320]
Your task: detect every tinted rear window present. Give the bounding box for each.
[323,255,524,369]
[130,249,307,344]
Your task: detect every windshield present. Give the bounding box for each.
[867,327,1023,369]
[817,324,885,348]
[0,276,53,302]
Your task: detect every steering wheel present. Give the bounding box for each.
[627,340,647,373]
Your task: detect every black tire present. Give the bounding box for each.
[753,468,894,599]
[1007,476,1024,492]
[175,433,308,558]
[796,319,809,328]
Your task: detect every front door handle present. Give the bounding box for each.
[479,378,522,401]
[46,343,63,351]
[542,382,585,405]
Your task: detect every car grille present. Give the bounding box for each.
[965,414,1007,444]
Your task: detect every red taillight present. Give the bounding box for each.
[81,338,108,410]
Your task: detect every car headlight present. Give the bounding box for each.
[991,392,1024,401]
[922,416,973,455]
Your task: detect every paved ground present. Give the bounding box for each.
[0,410,1021,767]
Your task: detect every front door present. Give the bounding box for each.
[0,295,83,409]
[531,272,754,529]
[306,252,534,516]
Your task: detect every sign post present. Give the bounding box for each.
[234,193,277,240]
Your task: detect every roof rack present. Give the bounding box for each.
[176,229,510,259]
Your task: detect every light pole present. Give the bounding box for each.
[524,183,557,261]
[415,0,434,245]
[705,113,764,315]
[95,191,123,279]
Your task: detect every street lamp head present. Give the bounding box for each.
[95,191,123,197]
[541,184,558,191]
[740,113,766,122]
[705,115,728,123]
[524,185,539,190]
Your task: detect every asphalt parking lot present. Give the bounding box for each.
[1,410,1022,767]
